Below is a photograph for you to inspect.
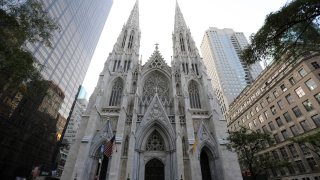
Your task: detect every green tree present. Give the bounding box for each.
[0,0,59,98]
[292,130,320,157]
[227,127,288,180]
[241,0,320,65]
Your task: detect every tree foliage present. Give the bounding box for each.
[227,127,288,180]
[292,130,320,157]
[241,0,320,64]
[0,0,59,97]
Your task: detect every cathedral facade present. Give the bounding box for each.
[62,1,242,180]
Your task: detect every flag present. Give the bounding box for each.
[192,121,203,153]
[192,137,198,153]
[104,135,116,157]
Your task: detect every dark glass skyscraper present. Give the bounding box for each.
[27,0,113,120]
[0,1,112,179]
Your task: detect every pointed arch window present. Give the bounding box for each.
[188,81,201,109]
[113,60,117,72]
[180,33,185,51]
[128,30,134,49]
[146,131,165,151]
[132,70,138,93]
[187,34,192,52]
[109,78,124,106]
[192,63,199,75]
[123,136,129,156]
[121,30,127,49]
[182,136,187,156]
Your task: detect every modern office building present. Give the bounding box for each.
[63,98,88,145]
[0,1,112,179]
[26,0,113,121]
[0,81,65,179]
[227,54,320,179]
[200,27,263,117]
[57,98,88,176]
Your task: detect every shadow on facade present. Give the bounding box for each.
[0,80,65,179]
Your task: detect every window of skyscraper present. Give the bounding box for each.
[259,115,264,123]
[290,125,300,136]
[281,130,289,140]
[302,99,314,111]
[253,119,257,126]
[315,93,320,104]
[270,105,276,115]
[298,68,307,77]
[249,122,253,129]
[274,133,281,143]
[280,84,287,92]
[289,77,296,85]
[295,86,305,98]
[262,125,269,133]
[311,114,320,127]
[299,120,310,132]
[268,122,275,130]
[264,111,269,119]
[292,106,302,117]
[276,117,283,127]
[266,96,271,103]
[283,112,292,122]
[311,61,320,69]
[305,79,317,90]
[255,106,260,112]
[277,100,284,109]
[273,90,278,97]
[285,93,294,104]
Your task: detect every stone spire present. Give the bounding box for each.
[172,1,200,58]
[126,0,139,29]
[174,1,187,32]
[172,1,203,76]
[104,0,140,73]
[111,0,140,53]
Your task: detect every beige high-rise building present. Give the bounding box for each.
[200,28,263,118]
[227,54,320,179]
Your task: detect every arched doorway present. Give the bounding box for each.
[200,150,212,180]
[98,155,109,180]
[145,159,164,180]
[93,155,109,180]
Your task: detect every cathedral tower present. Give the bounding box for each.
[62,1,242,180]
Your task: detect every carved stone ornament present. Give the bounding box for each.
[143,71,169,101]
[145,131,165,151]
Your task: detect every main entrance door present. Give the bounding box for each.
[200,150,212,180]
[145,158,164,180]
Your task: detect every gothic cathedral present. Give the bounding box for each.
[62,1,242,180]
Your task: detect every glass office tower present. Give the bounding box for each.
[0,1,113,179]
[201,27,263,118]
[27,0,113,119]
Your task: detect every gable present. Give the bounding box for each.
[142,49,171,75]
[136,94,175,138]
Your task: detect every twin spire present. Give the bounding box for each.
[125,0,187,31]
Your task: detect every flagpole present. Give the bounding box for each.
[97,155,103,179]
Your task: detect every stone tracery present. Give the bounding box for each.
[143,71,170,101]
[145,131,165,151]
[109,78,124,106]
